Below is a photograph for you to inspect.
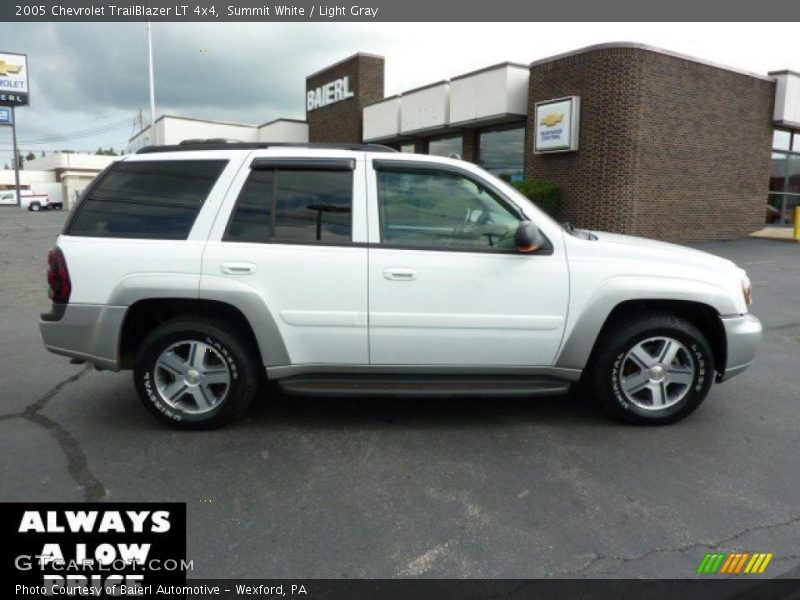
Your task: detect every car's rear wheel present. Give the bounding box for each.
[29,202,40,212]
[588,313,714,424]
[134,317,260,429]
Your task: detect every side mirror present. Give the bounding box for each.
[515,221,546,253]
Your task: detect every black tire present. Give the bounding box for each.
[29,202,40,212]
[134,317,260,429]
[587,313,714,425]
[53,203,63,210]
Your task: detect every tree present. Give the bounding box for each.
[40,151,45,158]
[25,151,35,162]
[3,163,8,170]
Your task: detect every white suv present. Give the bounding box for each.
[39,142,761,429]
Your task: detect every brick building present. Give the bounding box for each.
[305,53,384,144]
[524,45,776,241]
[358,43,798,242]
[129,43,800,242]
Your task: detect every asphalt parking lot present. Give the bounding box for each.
[1,208,798,579]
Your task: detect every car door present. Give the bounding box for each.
[366,158,569,367]
[202,152,369,366]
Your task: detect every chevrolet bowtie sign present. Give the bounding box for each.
[539,113,564,127]
[534,96,580,153]
[0,51,29,106]
[0,61,22,76]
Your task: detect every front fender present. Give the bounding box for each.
[554,275,739,370]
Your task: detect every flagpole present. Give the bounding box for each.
[147,22,157,145]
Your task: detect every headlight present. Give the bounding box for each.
[742,276,752,308]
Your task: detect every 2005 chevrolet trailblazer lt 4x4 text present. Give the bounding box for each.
[38,142,762,429]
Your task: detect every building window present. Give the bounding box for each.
[769,129,800,225]
[400,143,415,153]
[772,129,792,152]
[428,135,463,159]
[478,126,525,181]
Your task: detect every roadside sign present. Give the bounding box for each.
[0,106,12,125]
[0,51,29,106]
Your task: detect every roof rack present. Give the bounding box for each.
[136,140,398,154]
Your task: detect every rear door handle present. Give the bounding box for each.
[383,268,417,281]
[222,262,257,275]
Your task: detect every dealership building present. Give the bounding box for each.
[0,152,115,207]
[128,42,800,242]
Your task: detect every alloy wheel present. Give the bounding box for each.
[154,340,231,414]
[618,336,696,410]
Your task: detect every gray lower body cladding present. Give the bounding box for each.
[718,313,762,382]
[39,303,125,371]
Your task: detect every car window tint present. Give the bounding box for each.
[224,169,274,243]
[67,160,227,239]
[226,169,353,244]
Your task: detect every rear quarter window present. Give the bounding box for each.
[66,159,227,239]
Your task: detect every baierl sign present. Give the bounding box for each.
[307,76,355,112]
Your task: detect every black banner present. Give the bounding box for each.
[2,503,187,596]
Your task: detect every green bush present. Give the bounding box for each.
[511,179,561,218]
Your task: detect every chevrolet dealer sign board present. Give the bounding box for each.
[0,51,29,106]
[534,96,580,153]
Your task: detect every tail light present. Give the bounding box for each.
[47,247,71,304]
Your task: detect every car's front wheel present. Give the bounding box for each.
[588,313,714,424]
[134,317,260,429]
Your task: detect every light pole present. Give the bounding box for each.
[147,22,157,145]
[11,106,20,207]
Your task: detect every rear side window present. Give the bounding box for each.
[225,167,353,244]
[67,160,227,239]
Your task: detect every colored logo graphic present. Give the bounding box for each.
[697,552,773,574]
[0,60,23,76]
[539,112,564,127]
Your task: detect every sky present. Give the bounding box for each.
[0,21,798,165]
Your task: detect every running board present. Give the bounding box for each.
[278,375,571,398]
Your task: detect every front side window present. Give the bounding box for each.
[67,160,227,239]
[376,167,520,251]
[226,167,353,244]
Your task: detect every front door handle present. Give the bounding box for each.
[383,268,417,281]
[222,262,257,275]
